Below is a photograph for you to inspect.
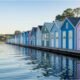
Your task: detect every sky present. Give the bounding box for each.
[0,0,80,34]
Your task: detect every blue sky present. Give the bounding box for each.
[0,0,80,34]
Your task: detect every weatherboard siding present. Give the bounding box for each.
[41,26,50,47]
[50,22,61,48]
[36,28,42,46]
[31,28,37,46]
[61,19,75,50]
[77,22,80,50]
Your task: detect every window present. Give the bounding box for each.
[46,33,49,40]
[56,32,59,39]
[44,28,47,32]
[63,31,66,39]
[69,31,73,39]
[66,23,68,29]
[44,34,47,39]
[55,32,59,48]
[51,33,54,47]
[42,34,45,40]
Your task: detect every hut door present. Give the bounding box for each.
[51,33,54,47]
[79,31,80,49]
[44,40,46,47]
[62,31,66,49]
[44,34,47,47]
[77,29,80,50]
[55,32,59,48]
[68,31,73,49]
[51,39,54,47]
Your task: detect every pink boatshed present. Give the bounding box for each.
[77,20,80,50]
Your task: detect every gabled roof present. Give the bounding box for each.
[31,27,37,35]
[54,20,63,29]
[44,22,54,31]
[38,25,43,31]
[28,31,31,34]
[32,27,37,31]
[27,31,30,33]
[68,17,80,26]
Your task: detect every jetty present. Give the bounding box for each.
[7,43,80,58]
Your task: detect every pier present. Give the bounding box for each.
[7,43,80,58]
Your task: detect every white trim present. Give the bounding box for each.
[74,28,77,50]
[76,20,80,50]
[66,18,75,29]
[41,25,49,33]
[51,22,61,32]
[61,18,67,29]
[62,31,66,49]
[68,30,73,49]
[50,22,55,32]
[61,18,76,29]
[76,20,80,28]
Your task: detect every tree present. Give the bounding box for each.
[55,8,75,21]
[14,30,21,35]
[55,15,63,21]
[74,8,80,17]
[55,14,65,21]
[62,8,74,17]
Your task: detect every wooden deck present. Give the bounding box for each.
[7,43,80,58]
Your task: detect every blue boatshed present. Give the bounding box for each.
[20,32,24,45]
[15,34,20,44]
[36,25,43,46]
[50,20,63,48]
[17,34,21,45]
[28,31,32,46]
[61,17,80,50]
[25,31,30,46]
[22,32,26,45]
[31,27,37,46]
[41,22,53,47]
[23,31,28,45]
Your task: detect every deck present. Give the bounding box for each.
[7,43,80,58]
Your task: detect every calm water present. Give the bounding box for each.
[0,44,80,80]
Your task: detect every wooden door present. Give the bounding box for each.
[62,31,66,49]
[55,32,59,48]
[68,30,73,49]
[51,33,54,47]
[77,28,80,50]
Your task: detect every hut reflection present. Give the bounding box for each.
[16,47,80,79]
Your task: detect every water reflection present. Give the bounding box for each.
[18,47,80,79]
[0,44,80,80]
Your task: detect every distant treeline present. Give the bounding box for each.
[0,34,13,42]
